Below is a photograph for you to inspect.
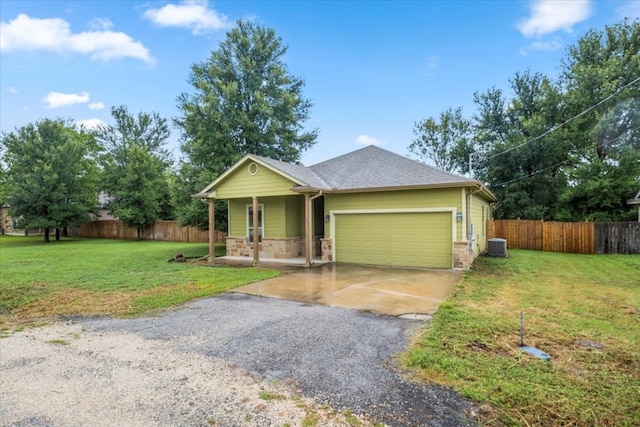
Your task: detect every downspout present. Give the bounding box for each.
[466,188,472,253]
[305,191,323,267]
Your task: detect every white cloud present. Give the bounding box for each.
[75,118,106,130]
[43,91,90,109]
[88,18,113,31]
[0,14,153,63]
[520,37,563,55]
[517,0,591,38]
[355,134,383,146]
[143,0,230,34]
[88,102,105,110]
[7,86,18,94]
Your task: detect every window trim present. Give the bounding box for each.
[246,203,264,243]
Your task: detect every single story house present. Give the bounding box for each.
[193,145,496,269]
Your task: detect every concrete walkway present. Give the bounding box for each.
[233,263,461,316]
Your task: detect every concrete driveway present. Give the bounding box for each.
[233,263,461,316]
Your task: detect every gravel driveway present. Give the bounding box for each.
[1,293,477,427]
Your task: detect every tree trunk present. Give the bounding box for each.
[137,227,141,240]
[63,226,68,237]
[44,228,50,243]
[55,228,60,241]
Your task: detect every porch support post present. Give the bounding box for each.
[304,193,311,267]
[208,198,215,262]
[252,196,259,266]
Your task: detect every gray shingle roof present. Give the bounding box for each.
[196,145,495,200]
[309,145,473,190]
[252,155,330,189]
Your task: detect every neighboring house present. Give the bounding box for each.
[97,191,116,220]
[628,190,640,222]
[0,206,15,234]
[193,145,497,269]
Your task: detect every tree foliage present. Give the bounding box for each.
[174,20,318,229]
[473,71,569,219]
[1,119,100,241]
[556,19,640,221]
[97,106,173,238]
[411,19,639,221]
[409,107,472,174]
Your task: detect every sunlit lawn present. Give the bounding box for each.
[0,235,278,328]
[406,250,640,426]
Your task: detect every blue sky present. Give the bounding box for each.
[1,0,638,166]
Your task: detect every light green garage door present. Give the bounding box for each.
[334,212,452,268]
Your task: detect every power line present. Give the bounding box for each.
[480,75,640,163]
[491,160,571,188]
[490,124,639,188]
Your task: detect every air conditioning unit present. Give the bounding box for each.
[488,238,507,257]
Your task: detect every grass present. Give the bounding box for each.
[405,249,640,426]
[0,235,278,328]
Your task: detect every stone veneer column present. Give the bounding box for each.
[321,238,332,261]
[453,241,470,269]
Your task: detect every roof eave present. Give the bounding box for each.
[290,186,332,193]
[191,192,215,199]
[323,181,497,200]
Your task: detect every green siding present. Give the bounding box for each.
[264,197,285,238]
[285,196,303,237]
[470,193,490,256]
[215,160,298,199]
[228,196,303,239]
[334,212,452,268]
[228,199,249,237]
[325,188,463,239]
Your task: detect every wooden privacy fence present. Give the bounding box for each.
[74,220,226,243]
[487,220,640,254]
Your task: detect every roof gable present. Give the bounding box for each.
[199,154,311,195]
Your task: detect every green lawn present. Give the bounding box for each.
[406,250,640,426]
[0,236,278,327]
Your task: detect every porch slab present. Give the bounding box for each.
[232,263,461,316]
[213,256,330,267]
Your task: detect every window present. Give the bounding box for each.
[247,204,263,243]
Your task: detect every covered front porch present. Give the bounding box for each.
[192,154,332,266]
[201,192,326,267]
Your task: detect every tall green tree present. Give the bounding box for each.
[408,107,472,174]
[557,19,640,221]
[1,119,100,242]
[97,106,173,238]
[472,71,569,219]
[174,20,318,229]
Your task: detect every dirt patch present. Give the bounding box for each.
[0,322,375,427]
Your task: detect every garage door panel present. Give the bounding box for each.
[334,212,452,269]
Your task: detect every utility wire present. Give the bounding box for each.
[491,123,640,188]
[481,76,640,163]
[492,160,571,188]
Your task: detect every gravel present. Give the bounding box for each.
[1,293,477,426]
